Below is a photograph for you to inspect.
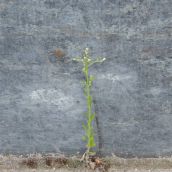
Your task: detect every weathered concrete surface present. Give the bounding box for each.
[0,0,172,157]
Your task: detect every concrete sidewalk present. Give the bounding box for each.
[1,169,172,172]
[1,155,172,172]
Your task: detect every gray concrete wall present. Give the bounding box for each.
[0,0,172,157]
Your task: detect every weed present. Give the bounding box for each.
[73,48,106,161]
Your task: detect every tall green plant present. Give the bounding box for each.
[73,48,106,159]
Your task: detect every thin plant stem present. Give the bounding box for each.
[73,48,106,159]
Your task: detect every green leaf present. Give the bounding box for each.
[88,136,96,148]
[90,114,95,121]
[83,88,87,96]
[88,151,96,156]
[81,81,86,88]
[88,95,92,103]
[82,136,87,141]
[90,75,95,81]
[82,123,87,132]
[88,115,95,125]
[82,67,86,73]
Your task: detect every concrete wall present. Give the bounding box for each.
[0,0,172,157]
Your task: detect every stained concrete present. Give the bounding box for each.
[0,0,172,157]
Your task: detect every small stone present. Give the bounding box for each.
[89,161,96,170]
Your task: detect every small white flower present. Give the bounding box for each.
[85,48,89,51]
[85,48,89,55]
